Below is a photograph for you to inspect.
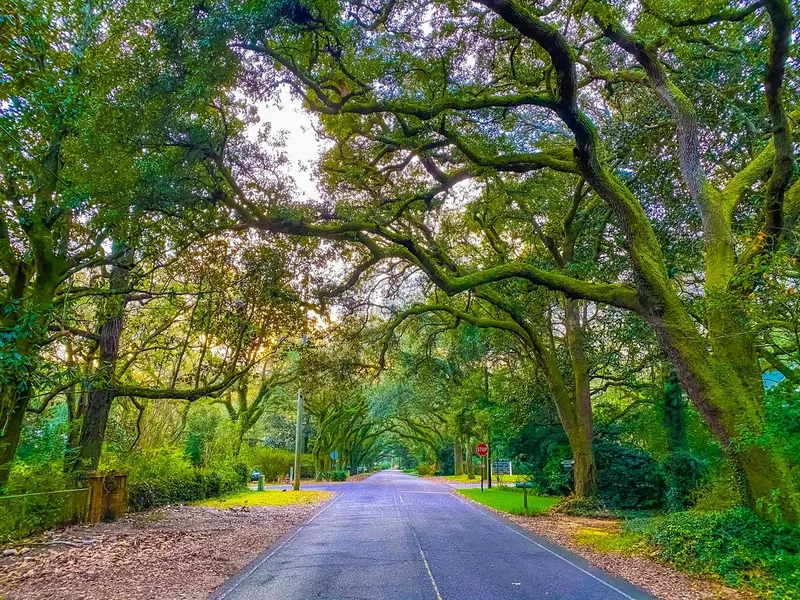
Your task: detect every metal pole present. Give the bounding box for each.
[487,441,492,489]
[293,387,303,491]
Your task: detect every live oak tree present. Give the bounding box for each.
[200,0,800,521]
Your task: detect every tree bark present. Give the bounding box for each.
[465,439,475,479]
[563,299,598,497]
[454,435,463,475]
[72,244,133,475]
[0,383,31,493]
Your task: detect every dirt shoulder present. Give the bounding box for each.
[0,500,328,600]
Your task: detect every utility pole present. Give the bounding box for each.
[293,386,304,491]
[293,334,308,492]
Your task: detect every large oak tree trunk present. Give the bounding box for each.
[72,245,133,475]
[0,383,31,493]
[563,299,598,498]
[643,294,800,523]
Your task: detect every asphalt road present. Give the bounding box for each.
[214,471,655,600]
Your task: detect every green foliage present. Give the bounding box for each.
[626,509,800,597]
[762,382,800,463]
[316,469,347,481]
[245,447,313,482]
[662,452,709,512]
[541,449,574,495]
[0,488,88,543]
[416,464,435,476]
[125,448,243,512]
[692,472,742,512]
[595,442,665,509]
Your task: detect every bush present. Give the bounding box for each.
[626,508,800,597]
[541,449,573,495]
[692,472,741,512]
[125,448,243,511]
[316,470,347,481]
[0,489,86,543]
[248,447,294,482]
[246,447,314,482]
[417,465,435,476]
[662,451,708,512]
[555,496,618,519]
[595,441,665,509]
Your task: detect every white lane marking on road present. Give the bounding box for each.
[393,479,445,600]
[420,549,444,600]
[454,495,638,600]
[214,492,344,600]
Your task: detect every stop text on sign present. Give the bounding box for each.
[476,443,489,457]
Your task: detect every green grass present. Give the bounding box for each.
[573,526,640,554]
[197,489,332,509]
[458,487,560,515]
[402,468,419,476]
[446,473,526,484]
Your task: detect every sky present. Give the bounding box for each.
[256,88,326,201]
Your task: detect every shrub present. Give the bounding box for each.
[661,451,708,512]
[556,496,618,519]
[626,508,800,597]
[692,472,741,512]
[246,447,314,482]
[125,448,243,511]
[417,465,435,476]
[316,470,347,481]
[248,447,294,482]
[595,441,665,509]
[541,449,573,495]
[0,489,86,543]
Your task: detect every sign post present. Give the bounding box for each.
[476,443,489,492]
[330,450,339,470]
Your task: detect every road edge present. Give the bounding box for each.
[450,490,657,600]
[209,492,344,600]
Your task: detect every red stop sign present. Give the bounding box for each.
[476,443,489,457]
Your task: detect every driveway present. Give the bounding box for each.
[214,470,655,600]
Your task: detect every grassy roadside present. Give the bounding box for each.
[457,488,560,515]
[197,489,333,509]
[446,473,527,484]
[459,489,798,599]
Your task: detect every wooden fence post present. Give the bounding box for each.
[86,472,105,524]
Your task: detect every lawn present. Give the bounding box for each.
[198,489,333,509]
[458,488,560,515]
[446,473,527,484]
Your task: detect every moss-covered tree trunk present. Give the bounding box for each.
[0,383,31,493]
[563,299,598,498]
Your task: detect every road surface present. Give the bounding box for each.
[214,471,654,600]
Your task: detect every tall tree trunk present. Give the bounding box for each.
[653,309,800,522]
[563,299,598,497]
[453,435,463,476]
[465,439,475,479]
[662,372,687,453]
[72,244,133,475]
[0,383,31,493]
